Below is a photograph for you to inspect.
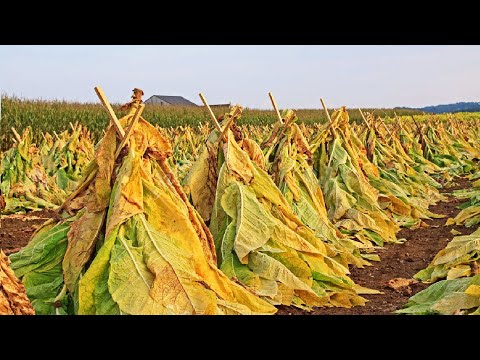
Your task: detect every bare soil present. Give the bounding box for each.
[278,177,474,315]
[0,209,57,255]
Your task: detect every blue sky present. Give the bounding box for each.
[0,45,479,109]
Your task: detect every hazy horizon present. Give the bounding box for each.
[1,45,479,109]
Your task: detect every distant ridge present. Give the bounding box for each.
[395,101,480,114]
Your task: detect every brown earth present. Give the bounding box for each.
[0,178,474,315]
[278,177,474,315]
[0,209,57,255]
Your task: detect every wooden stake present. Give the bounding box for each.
[59,87,126,214]
[358,109,371,130]
[57,167,98,213]
[386,123,398,142]
[62,90,153,212]
[411,115,422,136]
[320,98,337,137]
[114,104,145,159]
[219,106,242,142]
[378,116,392,136]
[11,127,22,144]
[199,93,222,133]
[95,86,125,138]
[268,92,283,123]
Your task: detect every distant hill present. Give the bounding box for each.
[396,102,480,114]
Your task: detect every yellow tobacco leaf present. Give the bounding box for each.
[447,265,472,280]
[248,251,316,294]
[329,292,367,308]
[240,138,265,169]
[86,126,116,212]
[62,209,106,292]
[182,144,217,221]
[105,142,144,235]
[225,132,255,184]
[271,220,323,255]
[465,284,480,296]
[446,207,480,226]
[119,113,172,160]
[386,195,412,216]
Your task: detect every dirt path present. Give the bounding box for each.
[277,177,474,315]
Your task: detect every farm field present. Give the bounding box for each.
[0,96,423,151]
[1,94,480,315]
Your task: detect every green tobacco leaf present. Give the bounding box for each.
[22,265,67,315]
[10,222,70,277]
[221,182,275,263]
[397,275,480,315]
[56,168,69,190]
[78,225,120,315]
[182,141,219,221]
[210,164,234,261]
[248,251,314,293]
[324,177,357,222]
[9,219,74,315]
[108,219,166,314]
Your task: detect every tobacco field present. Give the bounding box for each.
[1,92,480,315]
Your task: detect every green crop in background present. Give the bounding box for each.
[0,96,424,151]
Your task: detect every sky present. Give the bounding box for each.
[0,45,479,109]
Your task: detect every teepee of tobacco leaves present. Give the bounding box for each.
[394,115,480,315]
[9,89,276,315]
[310,107,397,249]
[156,122,213,184]
[39,124,94,194]
[357,113,446,229]
[440,118,480,166]
[185,106,373,309]
[159,125,201,183]
[412,117,479,176]
[342,116,434,229]
[420,118,478,177]
[393,119,456,186]
[0,250,35,315]
[0,127,67,214]
[260,109,371,267]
